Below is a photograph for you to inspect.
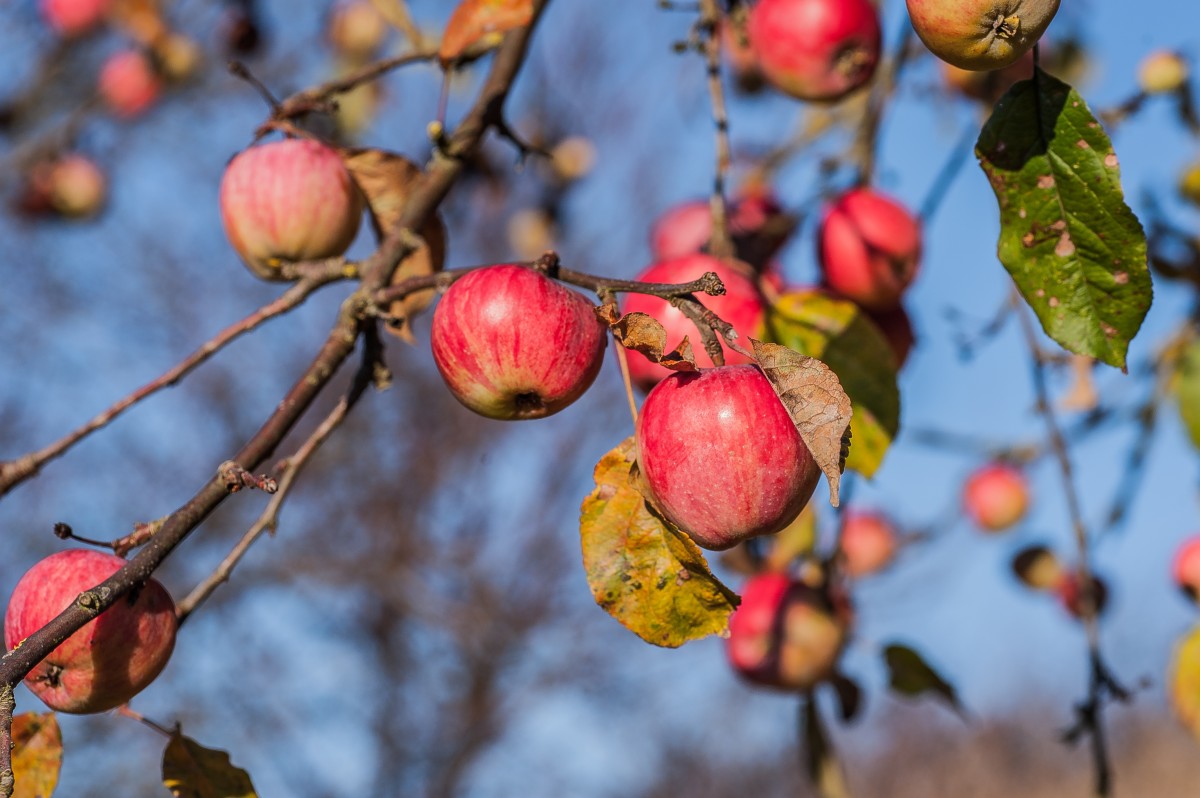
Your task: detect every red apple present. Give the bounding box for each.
[636,365,820,550]
[48,154,107,219]
[650,191,791,268]
[329,0,389,60]
[1173,537,1200,602]
[727,573,848,690]
[39,0,110,37]
[219,138,364,279]
[4,549,177,714]
[650,201,714,262]
[818,188,922,311]
[1056,571,1109,620]
[431,265,608,420]
[963,463,1029,532]
[839,510,898,578]
[621,254,765,392]
[98,50,161,118]
[907,0,1060,71]
[748,0,881,102]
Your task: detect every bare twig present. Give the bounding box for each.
[274,48,439,119]
[697,0,733,259]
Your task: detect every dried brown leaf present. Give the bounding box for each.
[608,312,697,373]
[439,0,533,66]
[752,340,852,506]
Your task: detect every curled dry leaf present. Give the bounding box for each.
[751,340,852,506]
[11,712,62,798]
[340,148,447,342]
[599,309,698,373]
[439,0,534,67]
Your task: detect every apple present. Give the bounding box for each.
[906,0,1060,72]
[865,304,915,369]
[839,510,898,578]
[39,0,110,37]
[651,201,716,262]
[219,138,364,279]
[1173,537,1200,602]
[1138,50,1188,95]
[650,190,791,268]
[636,364,821,550]
[621,254,766,392]
[98,50,161,118]
[1057,571,1110,620]
[48,154,107,219]
[819,188,921,311]
[748,0,881,102]
[4,549,177,714]
[430,265,608,420]
[726,573,848,690]
[1011,545,1064,591]
[153,33,204,83]
[329,0,389,60]
[963,463,1029,532]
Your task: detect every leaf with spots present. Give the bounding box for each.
[340,148,447,343]
[439,0,534,66]
[11,712,61,798]
[600,309,697,373]
[162,732,258,798]
[579,438,739,647]
[1169,624,1200,741]
[766,290,898,477]
[976,68,1151,370]
[751,340,852,506]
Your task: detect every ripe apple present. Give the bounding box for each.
[1173,537,1200,602]
[329,0,389,60]
[651,201,716,262]
[430,265,608,420]
[726,573,848,690]
[621,254,765,392]
[98,50,161,118]
[48,154,107,219]
[650,190,790,267]
[636,364,821,550]
[1056,571,1110,620]
[1138,50,1189,95]
[4,549,177,714]
[839,510,898,578]
[818,188,921,311]
[748,0,881,102]
[963,463,1029,532]
[907,0,1060,72]
[39,0,110,37]
[219,138,364,279]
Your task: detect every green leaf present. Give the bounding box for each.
[766,291,899,477]
[883,643,966,718]
[162,733,258,798]
[1174,337,1200,450]
[976,69,1151,370]
[579,438,739,647]
[1170,624,1200,740]
[11,712,61,798]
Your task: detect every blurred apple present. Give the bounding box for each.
[963,463,1029,533]
[98,50,161,118]
[819,187,921,311]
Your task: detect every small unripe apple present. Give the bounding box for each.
[153,33,203,83]
[39,0,110,37]
[636,365,821,550]
[839,510,898,578]
[1011,545,1063,591]
[727,573,849,690]
[1056,571,1109,620]
[748,0,881,102]
[963,463,1029,532]
[907,0,1060,72]
[1138,50,1188,95]
[621,254,766,392]
[219,138,364,279]
[818,188,922,311]
[549,136,597,183]
[329,0,389,60]
[4,549,177,714]
[431,265,608,420]
[48,154,107,219]
[98,50,161,118]
[1173,537,1200,602]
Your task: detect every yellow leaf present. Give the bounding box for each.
[12,712,61,798]
[162,732,258,798]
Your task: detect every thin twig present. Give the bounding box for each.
[697,0,733,259]
[0,262,350,499]
[274,48,439,119]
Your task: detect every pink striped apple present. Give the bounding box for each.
[431,265,608,420]
[636,364,820,550]
[818,188,922,311]
[4,549,177,714]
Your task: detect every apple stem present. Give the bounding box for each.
[613,343,640,428]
